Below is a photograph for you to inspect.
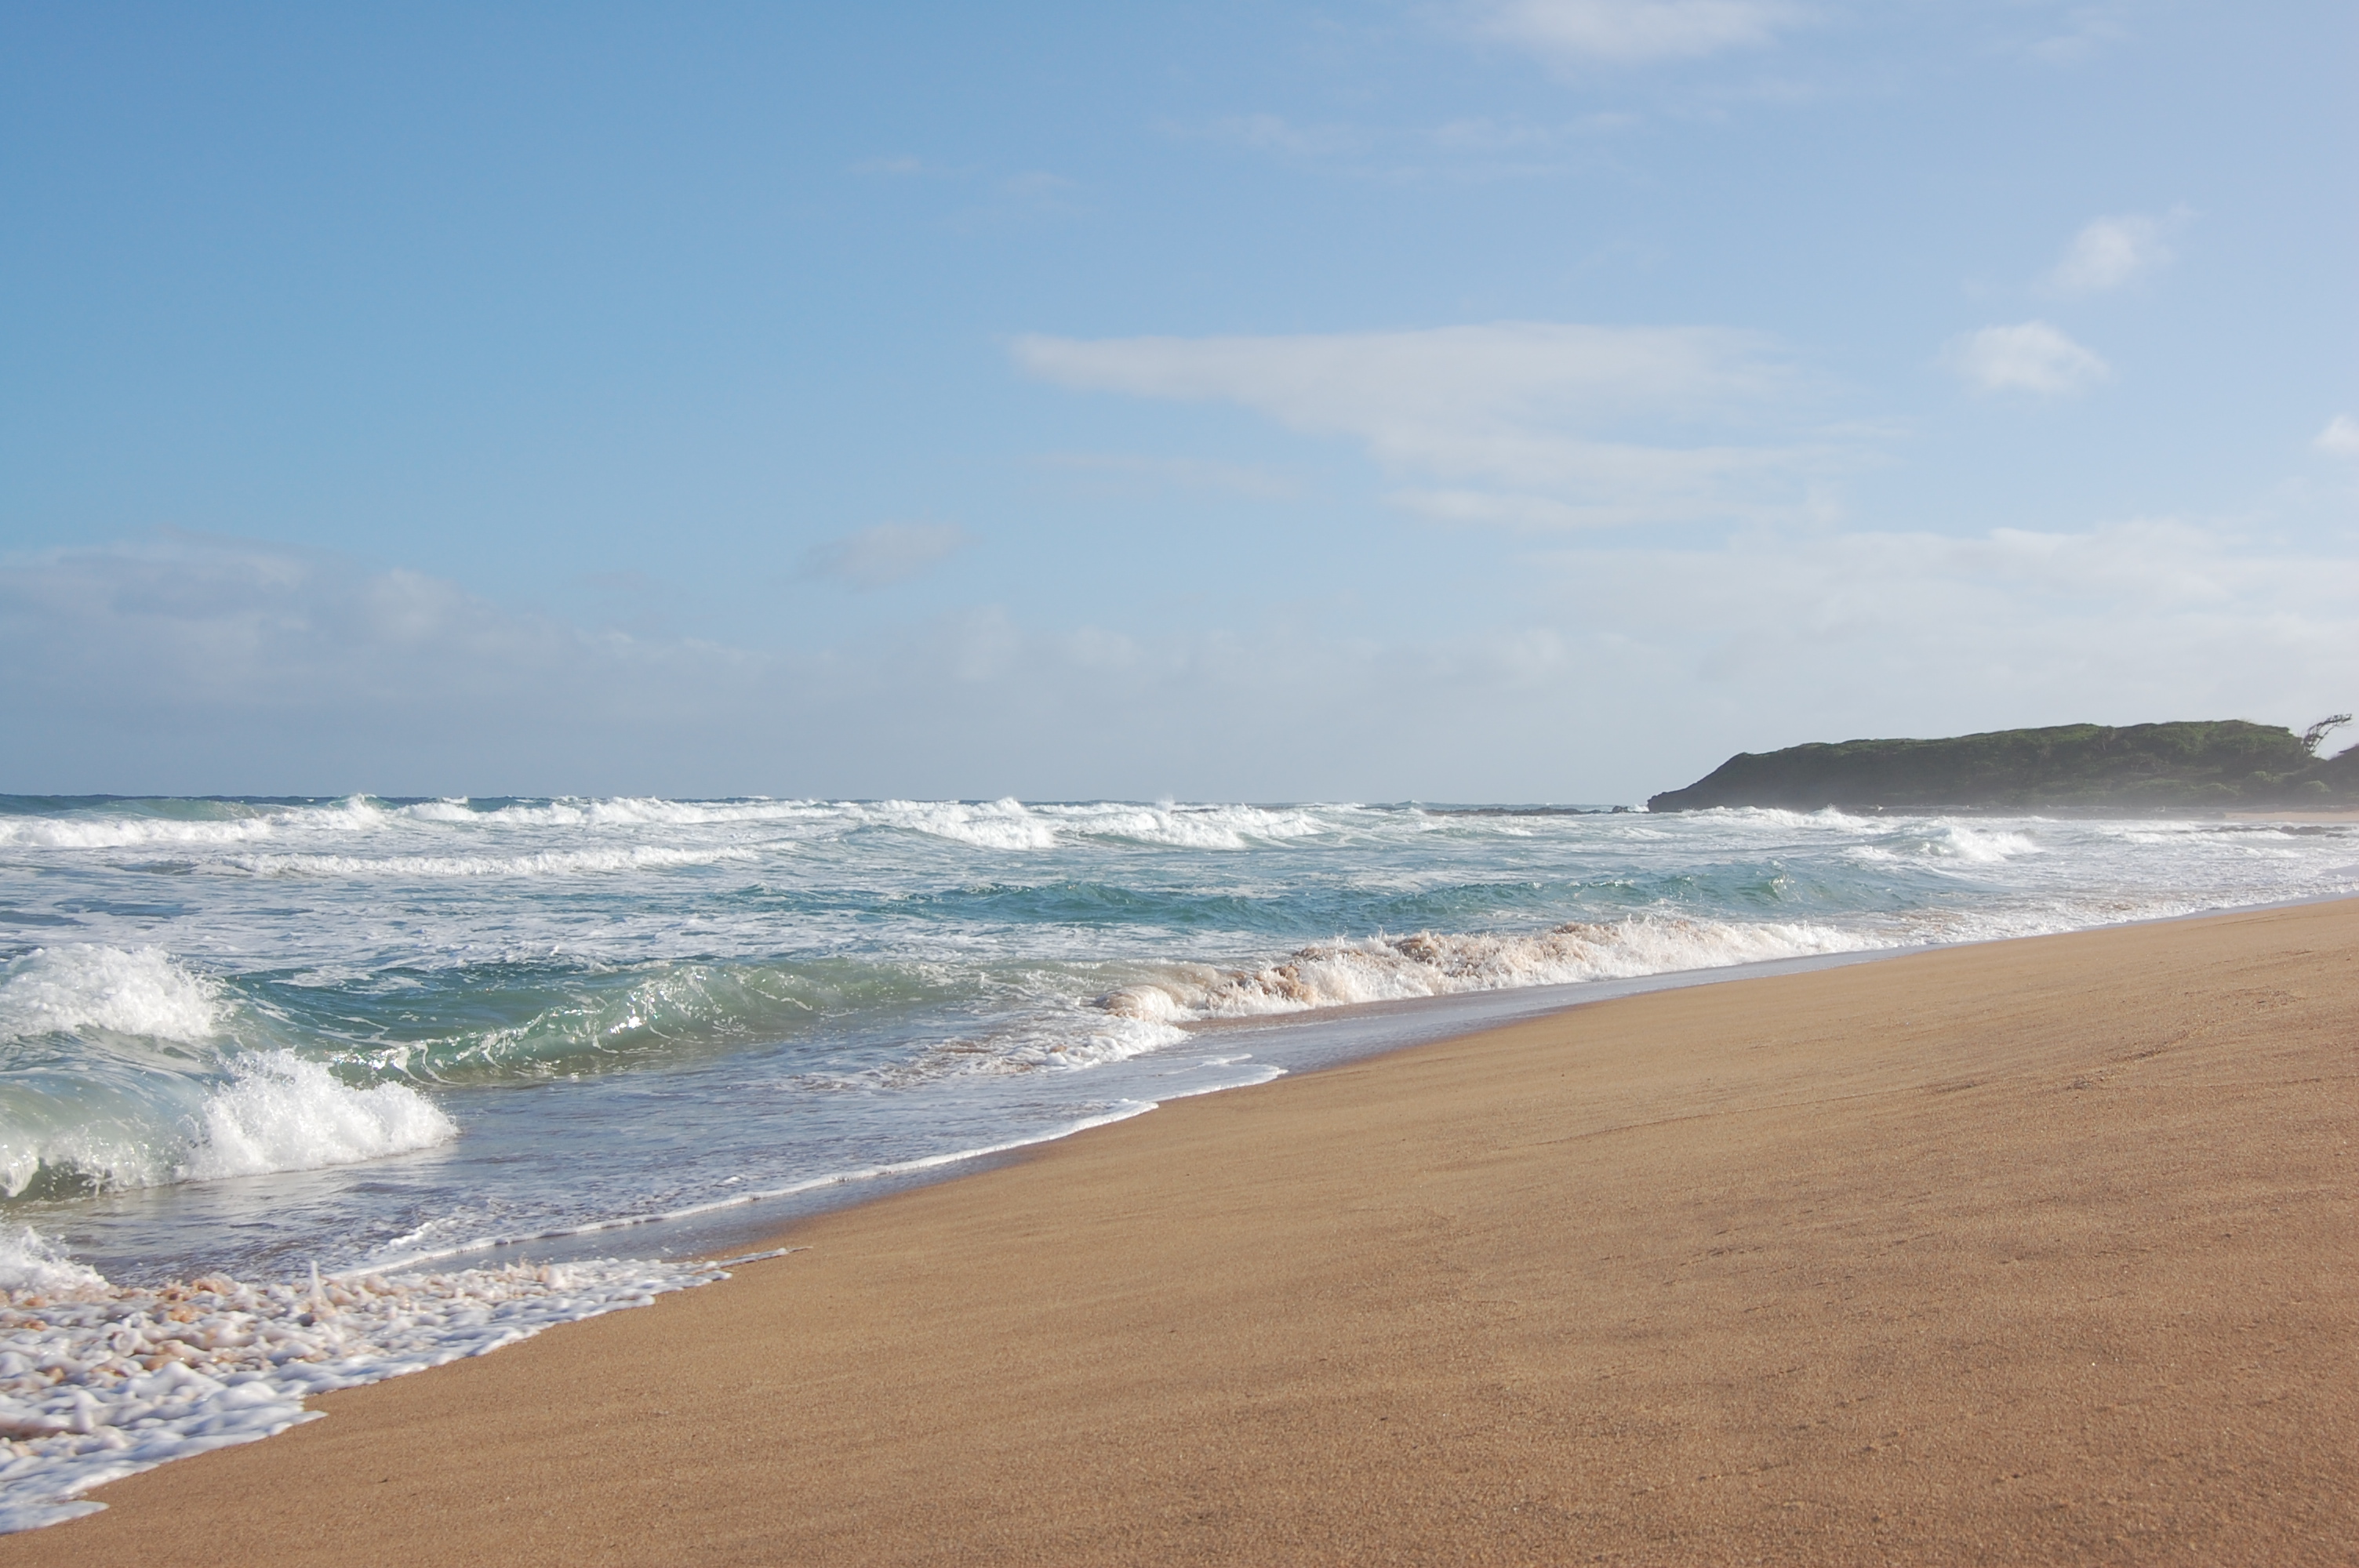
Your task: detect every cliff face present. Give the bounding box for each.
[1647,720,2359,814]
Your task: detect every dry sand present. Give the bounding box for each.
[13,900,2355,1566]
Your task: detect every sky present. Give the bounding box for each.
[2,1,2354,802]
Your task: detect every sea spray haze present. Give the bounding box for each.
[1,792,2355,1526]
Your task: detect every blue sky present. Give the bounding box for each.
[4,2,2353,800]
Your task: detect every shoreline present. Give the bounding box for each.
[13,896,2355,1563]
[16,802,2355,1290]
[362,884,2359,1276]
[383,943,1910,1276]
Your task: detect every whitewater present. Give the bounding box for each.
[2,792,2354,1526]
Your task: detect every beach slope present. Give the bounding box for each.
[13,900,2355,1565]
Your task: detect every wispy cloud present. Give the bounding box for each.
[1469,0,1805,67]
[1527,516,2359,765]
[2048,209,2186,293]
[2318,416,2359,457]
[1168,113,1610,183]
[1001,170,1078,200]
[0,535,758,737]
[799,523,972,589]
[2024,3,2130,65]
[1432,117,1574,151]
[1943,321,2110,397]
[1188,114,1371,159]
[1014,322,1848,527]
[846,156,1078,219]
[1035,452,1302,500]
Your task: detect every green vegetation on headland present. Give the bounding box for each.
[1647,720,2359,815]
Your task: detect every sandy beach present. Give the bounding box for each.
[12,898,2354,1565]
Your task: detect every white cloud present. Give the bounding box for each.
[0,535,760,739]
[1035,452,1301,500]
[1387,442,1839,528]
[799,523,971,589]
[2316,415,2359,457]
[1943,321,2110,397]
[2025,4,2130,65]
[1471,0,1803,66]
[1012,322,1843,526]
[2049,210,2183,293]
[1525,516,2359,783]
[1171,114,1590,183]
[1431,118,1570,152]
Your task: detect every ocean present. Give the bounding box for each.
[2,793,2354,1527]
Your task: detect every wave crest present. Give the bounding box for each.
[0,796,394,850]
[1,1051,456,1200]
[0,947,221,1045]
[1102,916,1874,1022]
[175,1053,456,1184]
[0,948,457,1199]
[223,844,754,880]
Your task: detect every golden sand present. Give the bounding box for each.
[13,899,2355,1565]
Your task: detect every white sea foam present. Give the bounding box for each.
[861,798,1062,850]
[1048,803,1330,850]
[0,1229,718,1532]
[1845,822,2044,868]
[0,946,455,1195]
[176,1054,457,1182]
[1102,915,1877,1022]
[0,816,280,850]
[838,799,1339,853]
[902,1010,1191,1080]
[223,844,755,879]
[0,797,402,851]
[1924,824,2041,862]
[0,1054,456,1200]
[0,1231,110,1298]
[394,797,828,829]
[0,1127,163,1204]
[1690,805,1872,829]
[0,947,221,1044]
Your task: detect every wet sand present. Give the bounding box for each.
[13,898,2356,1565]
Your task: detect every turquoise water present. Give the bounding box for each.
[4,794,2354,1285]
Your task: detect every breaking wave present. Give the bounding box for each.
[0,948,456,1200]
[361,956,961,1082]
[1844,822,2043,867]
[0,1050,457,1200]
[0,797,393,851]
[0,793,1348,862]
[222,845,754,880]
[1101,915,1876,1022]
[172,1054,457,1184]
[0,946,221,1044]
